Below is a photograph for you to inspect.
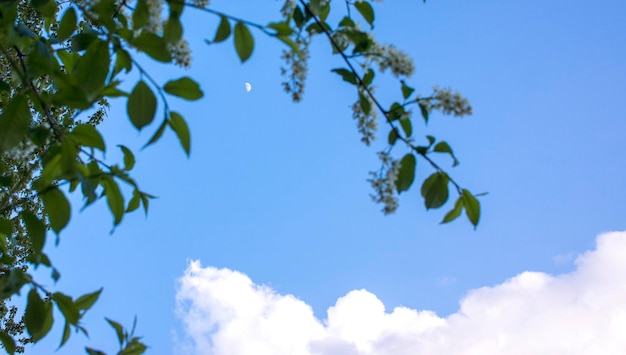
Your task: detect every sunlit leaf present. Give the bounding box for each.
[168,112,190,156]
[126,189,141,212]
[461,189,481,227]
[421,172,450,210]
[75,288,103,311]
[441,196,463,224]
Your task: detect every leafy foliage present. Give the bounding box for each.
[0,0,483,353]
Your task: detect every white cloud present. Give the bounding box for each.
[175,232,626,355]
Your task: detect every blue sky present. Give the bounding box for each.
[28,0,626,353]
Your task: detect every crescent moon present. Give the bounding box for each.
[245,82,252,92]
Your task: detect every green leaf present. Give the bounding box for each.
[27,40,56,77]
[396,154,416,193]
[354,1,375,27]
[58,7,77,41]
[52,292,79,325]
[0,80,10,92]
[71,124,106,151]
[75,288,102,311]
[143,119,167,148]
[41,187,71,234]
[400,80,414,100]
[21,212,46,254]
[32,0,56,18]
[140,192,152,215]
[345,29,372,53]
[461,189,481,227]
[213,16,231,43]
[163,77,203,100]
[362,68,375,86]
[359,93,371,115]
[51,268,61,282]
[419,102,429,123]
[71,33,98,52]
[85,348,107,355]
[318,2,331,22]
[421,172,450,210]
[163,16,183,43]
[399,117,412,137]
[119,340,147,355]
[331,68,357,85]
[233,22,254,62]
[0,219,12,237]
[293,6,305,28]
[73,40,110,97]
[119,145,135,171]
[0,95,30,153]
[433,141,459,166]
[59,321,71,348]
[25,289,53,342]
[101,178,125,225]
[388,129,398,145]
[441,196,463,224]
[127,80,157,131]
[106,318,125,345]
[126,189,141,212]
[0,269,27,299]
[0,331,16,354]
[268,21,293,36]
[132,32,172,62]
[132,0,149,30]
[113,48,132,76]
[168,112,190,156]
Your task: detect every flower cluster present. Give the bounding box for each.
[146,0,163,33]
[352,88,378,146]
[192,0,210,7]
[168,39,192,68]
[427,86,472,117]
[280,36,310,102]
[367,151,401,214]
[370,43,415,77]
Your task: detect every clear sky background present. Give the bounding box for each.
[27,0,626,353]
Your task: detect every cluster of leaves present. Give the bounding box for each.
[0,0,482,353]
[0,0,203,352]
